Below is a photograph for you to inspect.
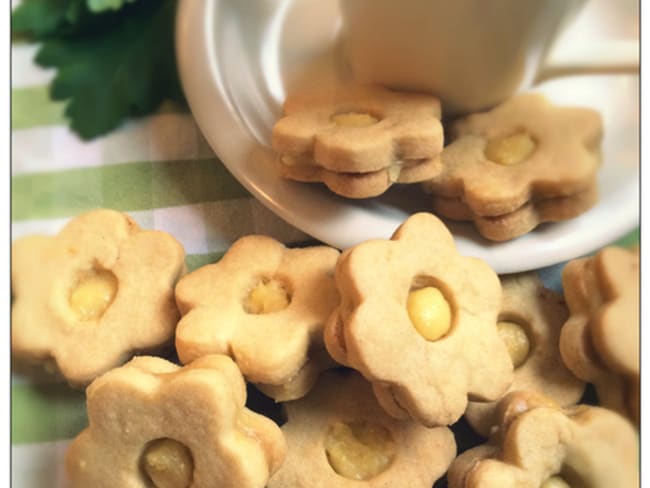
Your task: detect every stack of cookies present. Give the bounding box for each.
[272,84,604,242]
[560,245,640,426]
[272,84,444,199]
[423,93,603,241]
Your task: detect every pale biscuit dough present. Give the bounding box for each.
[431,183,598,242]
[11,209,186,386]
[448,391,639,488]
[272,84,444,198]
[175,235,340,401]
[464,273,585,437]
[65,354,286,488]
[559,246,639,425]
[425,94,602,215]
[278,156,441,199]
[323,212,513,426]
[423,93,602,240]
[268,369,455,488]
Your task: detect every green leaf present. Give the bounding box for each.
[34,0,185,140]
[11,0,88,38]
[87,0,137,13]
[11,0,141,40]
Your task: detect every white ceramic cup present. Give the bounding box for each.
[338,0,638,117]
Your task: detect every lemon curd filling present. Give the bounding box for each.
[69,269,118,321]
[407,287,452,341]
[324,421,396,480]
[141,438,194,488]
[331,112,379,127]
[387,163,402,182]
[541,475,571,488]
[497,320,531,368]
[243,277,291,314]
[485,131,536,166]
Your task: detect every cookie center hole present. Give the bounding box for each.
[407,284,453,342]
[541,475,572,488]
[497,320,531,368]
[324,421,396,480]
[331,111,379,127]
[485,131,536,166]
[243,276,291,314]
[141,438,194,488]
[69,268,118,321]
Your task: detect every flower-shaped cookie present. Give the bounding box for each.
[559,246,639,425]
[323,212,513,426]
[448,392,639,488]
[464,273,585,437]
[268,369,455,488]
[272,84,444,198]
[11,209,186,385]
[65,354,286,488]
[175,235,340,401]
[426,93,602,214]
[423,93,602,240]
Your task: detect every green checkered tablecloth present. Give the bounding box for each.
[11,39,639,487]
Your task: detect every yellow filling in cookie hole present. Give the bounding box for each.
[485,131,536,166]
[324,421,396,480]
[497,320,531,368]
[541,475,571,488]
[244,277,291,314]
[331,112,379,127]
[142,438,194,488]
[387,163,402,183]
[407,287,452,341]
[69,269,118,321]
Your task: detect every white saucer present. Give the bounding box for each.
[175,0,639,274]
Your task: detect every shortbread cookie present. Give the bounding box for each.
[428,93,602,212]
[11,209,186,386]
[432,183,598,241]
[268,369,455,488]
[175,235,340,401]
[423,93,601,227]
[66,354,286,488]
[272,84,444,198]
[278,156,440,199]
[465,273,585,437]
[448,391,639,488]
[323,212,513,426]
[560,246,639,425]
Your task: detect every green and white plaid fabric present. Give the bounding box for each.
[11,39,639,487]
